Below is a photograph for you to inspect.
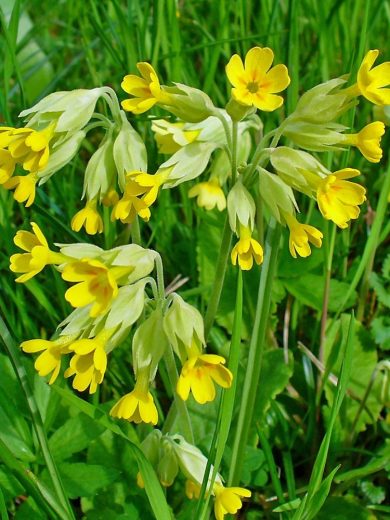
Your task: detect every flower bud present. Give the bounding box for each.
[158,439,179,487]
[225,98,256,122]
[133,308,168,378]
[161,83,215,123]
[227,179,256,233]
[258,168,298,222]
[82,133,116,202]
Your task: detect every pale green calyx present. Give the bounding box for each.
[162,82,216,123]
[258,168,298,222]
[82,130,116,202]
[227,178,256,233]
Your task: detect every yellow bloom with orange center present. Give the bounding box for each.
[121,62,169,114]
[231,225,264,270]
[213,484,251,520]
[21,335,75,384]
[62,258,133,317]
[177,353,232,404]
[356,50,390,105]
[226,47,290,111]
[316,168,366,229]
[3,172,38,207]
[10,222,66,283]
[110,368,158,425]
[71,199,104,235]
[64,330,113,394]
[111,170,167,224]
[0,149,16,184]
[342,121,385,163]
[188,181,226,211]
[284,213,323,258]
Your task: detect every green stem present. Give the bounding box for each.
[0,315,75,520]
[131,216,141,245]
[228,218,281,485]
[155,254,166,300]
[231,121,238,183]
[162,346,194,443]
[319,223,336,367]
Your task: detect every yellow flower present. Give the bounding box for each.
[188,181,226,211]
[316,168,366,229]
[62,258,132,317]
[136,472,145,489]
[6,123,55,171]
[185,480,201,500]
[342,121,385,163]
[356,49,390,105]
[226,47,290,111]
[21,336,74,384]
[231,226,264,270]
[2,172,38,207]
[121,62,167,114]
[111,170,166,224]
[102,189,120,207]
[284,213,323,258]
[110,368,158,425]
[177,354,232,404]
[213,484,251,520]
[152,120,201,154]
[0,149,16,184]
[64,330,112,394]
[71,199,104,235]
[10,222,66,283]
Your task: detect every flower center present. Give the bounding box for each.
[247,81,259,93]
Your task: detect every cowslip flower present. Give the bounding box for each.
[21,335,75,384]
[0,149,16,183]
[354,49,390,105]
[3,172,38,207]
[231,225,264,270]
[152,120,201,154]
[226,46,290,111]
[316,168,366,229]
[188,180,226,211]
[121,62,169,114]
[177,350,232,404]
[64,329,113,394]
[10,222,66,283]
[213,484,251,520]
[62,258,133,317]
[284,213,323,258]
[111,170,167,224]
[185,480,201,500]
[341,121,385,163]
[110,367,158,425]
[71,199,104,235]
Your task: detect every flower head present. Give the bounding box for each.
[110,368,158,425]
[357,49,390,105]
[0,149,16,184]
[10,222,65,283]
[188,181,226,211]
[3,172,38,207]
[152,120,201,154]
[226,47,290,111]
[64,331,112,394]
[316,168,366,229]
[177,354,232,404]
[342,121,385,163]
[6,123,55,172]
[62,258,132,317]
[213,484,251,520]
[111,170,166,224]
[231,226,264,270]
[284,213,323,258]
[121,63,166,114]
[71,199,104,235]
[21,336,74,384]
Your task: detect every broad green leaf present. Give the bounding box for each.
[316,497,377,519]
[57,463,120,499]
[360,480,386,505]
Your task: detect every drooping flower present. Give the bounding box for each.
[188,181,226,211]
[110,367,158,425]
[121,63,169,114]
[2,172,38,207]
[316,168,366,229]
[341,121,385,163]
[5,123,56,171]
[111,170,167,224]
[71,199,104,235]
[21,335,75,384]
[64,330,113,394]
[0,149,16,184]
[284,213,323,258]
[62,258,133,317]
[356,49,390,105]
[231,225,264,270]
[185,480,201,500]
[177,353,232,404]
[152,119,201,154]
[226,46,290,111]
[10,222,66,283]
[213,484,251,520]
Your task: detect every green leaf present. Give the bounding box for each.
[301,465,340,520]
[57,463,120,499]
[49,414,105,462]
[370,272,390,308]
[370,316,390,350]
[273,498,301,512]
[254,349,294,422]
[360,480,386,505]
[316,497,377,519]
